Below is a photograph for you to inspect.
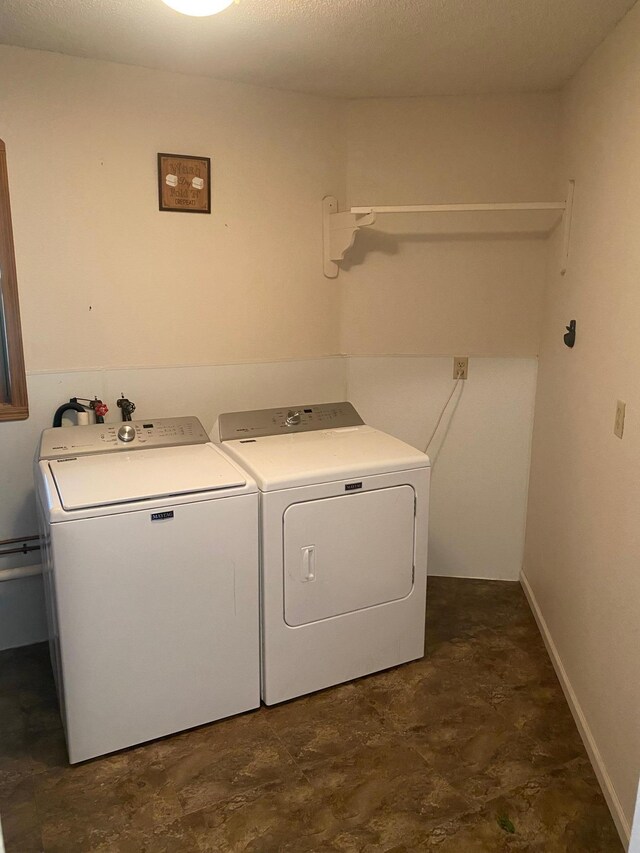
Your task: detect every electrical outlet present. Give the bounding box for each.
[453,357,468,380]
[614,400,626,439]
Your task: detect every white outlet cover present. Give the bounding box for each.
[453,357,468,380]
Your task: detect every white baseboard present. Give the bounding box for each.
[428,572,521,582]
[0,563,42,583]
[520,570,630,849]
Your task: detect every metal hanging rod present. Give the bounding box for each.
[350,201,567,214]
[0,534,41,558]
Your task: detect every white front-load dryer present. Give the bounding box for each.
[214,402,430,705]
[35,417,260,763]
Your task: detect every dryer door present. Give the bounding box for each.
[283,485,415,627]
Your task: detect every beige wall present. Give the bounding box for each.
[0,47,561,369]
[524,1,640,837]
[0,45,344,371]
[342,95,561,356]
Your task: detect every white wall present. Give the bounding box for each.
[348,357,537,581]
[523,1,640,841]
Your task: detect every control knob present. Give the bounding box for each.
[117,424,136,443]
[285,410,302,426]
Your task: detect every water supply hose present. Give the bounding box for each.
[52,401,87,428]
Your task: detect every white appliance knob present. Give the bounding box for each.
[118,425,136,443]
[285,410,302,426]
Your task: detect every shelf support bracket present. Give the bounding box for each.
[560,179,575,276]
[323,196,376,278]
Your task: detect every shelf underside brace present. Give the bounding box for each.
[323,182,575,278]
[560,180,575,276]
[323,196,376,279]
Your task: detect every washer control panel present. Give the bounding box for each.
[39,416,209,459]
[218,402,364,441]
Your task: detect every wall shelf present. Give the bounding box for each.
[322,180,575,278]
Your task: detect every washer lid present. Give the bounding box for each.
[49,444,247,510]
[222,425,429,491]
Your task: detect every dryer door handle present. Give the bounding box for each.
[301,545,316,582]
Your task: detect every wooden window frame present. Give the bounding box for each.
[0,139,28,421]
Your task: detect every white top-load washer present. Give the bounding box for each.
[214,402,430,705]
[35,417,260,763]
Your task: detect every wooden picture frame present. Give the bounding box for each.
[0,139,28,421]
[157,153,211,214]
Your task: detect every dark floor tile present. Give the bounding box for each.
[0,644,51,693]
[493,680,586,767]
[0,776,42,853]
[159,776,340,853]
[0,693,24,738]
[86,819,203,853]
[21,690,62,735]
[463,625,557,690]
[0,645,65,788]
[0,579,624,852]
[263,681,386,768]
[302,738,474,850]
[360,630,511,731]
[419,809,543,852]
[421,759,623,853]
[425,577,536,651]
[0,723,65,798]
[34,749,183,853]
[136,711,304,816]
[0,724,28,786]
[408,717,572,805]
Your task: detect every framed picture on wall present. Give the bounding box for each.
[157,153,211,214]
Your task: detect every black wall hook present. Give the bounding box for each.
[564,319,576,348]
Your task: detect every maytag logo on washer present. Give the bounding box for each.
[151,511,174,521]
[345,482,363,491]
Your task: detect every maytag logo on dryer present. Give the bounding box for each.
[345,482,363,491]
[151,511,174,521]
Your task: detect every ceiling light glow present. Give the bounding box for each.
[160,0,234,17]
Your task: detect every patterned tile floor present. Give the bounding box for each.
[0,577,623,852]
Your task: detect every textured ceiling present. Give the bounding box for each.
[0,0,636,98]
